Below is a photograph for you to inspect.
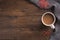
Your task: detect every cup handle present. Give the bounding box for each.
[50,24,55,29]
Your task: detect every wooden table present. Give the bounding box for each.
[0,0,52,40]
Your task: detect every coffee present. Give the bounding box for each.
[43,13,54,25]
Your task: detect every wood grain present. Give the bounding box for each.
[0,0,52,40]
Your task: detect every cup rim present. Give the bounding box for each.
[41,12,56,26]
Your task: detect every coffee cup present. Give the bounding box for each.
[41,12,56,29]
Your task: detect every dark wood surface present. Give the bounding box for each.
[0,0,52,40]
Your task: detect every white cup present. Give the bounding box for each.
[41,12,56,29]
